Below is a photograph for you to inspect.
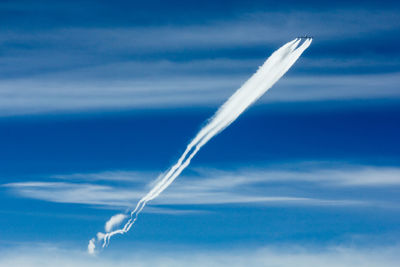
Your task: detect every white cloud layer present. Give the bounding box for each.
[1,244,400,267]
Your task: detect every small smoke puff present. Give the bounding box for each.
[97,232,105,241]
[88,238,96,255]
[105,213,127,232]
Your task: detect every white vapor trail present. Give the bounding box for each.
[88,38,312,253]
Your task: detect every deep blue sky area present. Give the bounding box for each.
[0,1,399,266]
[0,101,399,176]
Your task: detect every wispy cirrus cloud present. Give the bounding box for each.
[51,170,157,183]
[2,182,141,207]
[1,9,400,116]
[2,9,399,53]
[1,71,399,116]
[204,164,400,186]
[4,180,353,209]
[3,163,399,211]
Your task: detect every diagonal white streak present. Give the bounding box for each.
[89,38,312,253]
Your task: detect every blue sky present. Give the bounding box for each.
[1,0,400,266]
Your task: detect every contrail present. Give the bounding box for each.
[88,38,312,254]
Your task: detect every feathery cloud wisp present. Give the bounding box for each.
[4,164,400,210]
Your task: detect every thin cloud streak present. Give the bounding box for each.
[52,170,157,183]
[196,165,400,187]
[3,182,142,207]
[4,164,399,209]
[1,70,399,116]
[2,181,364,208]
[1,9,399,52]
